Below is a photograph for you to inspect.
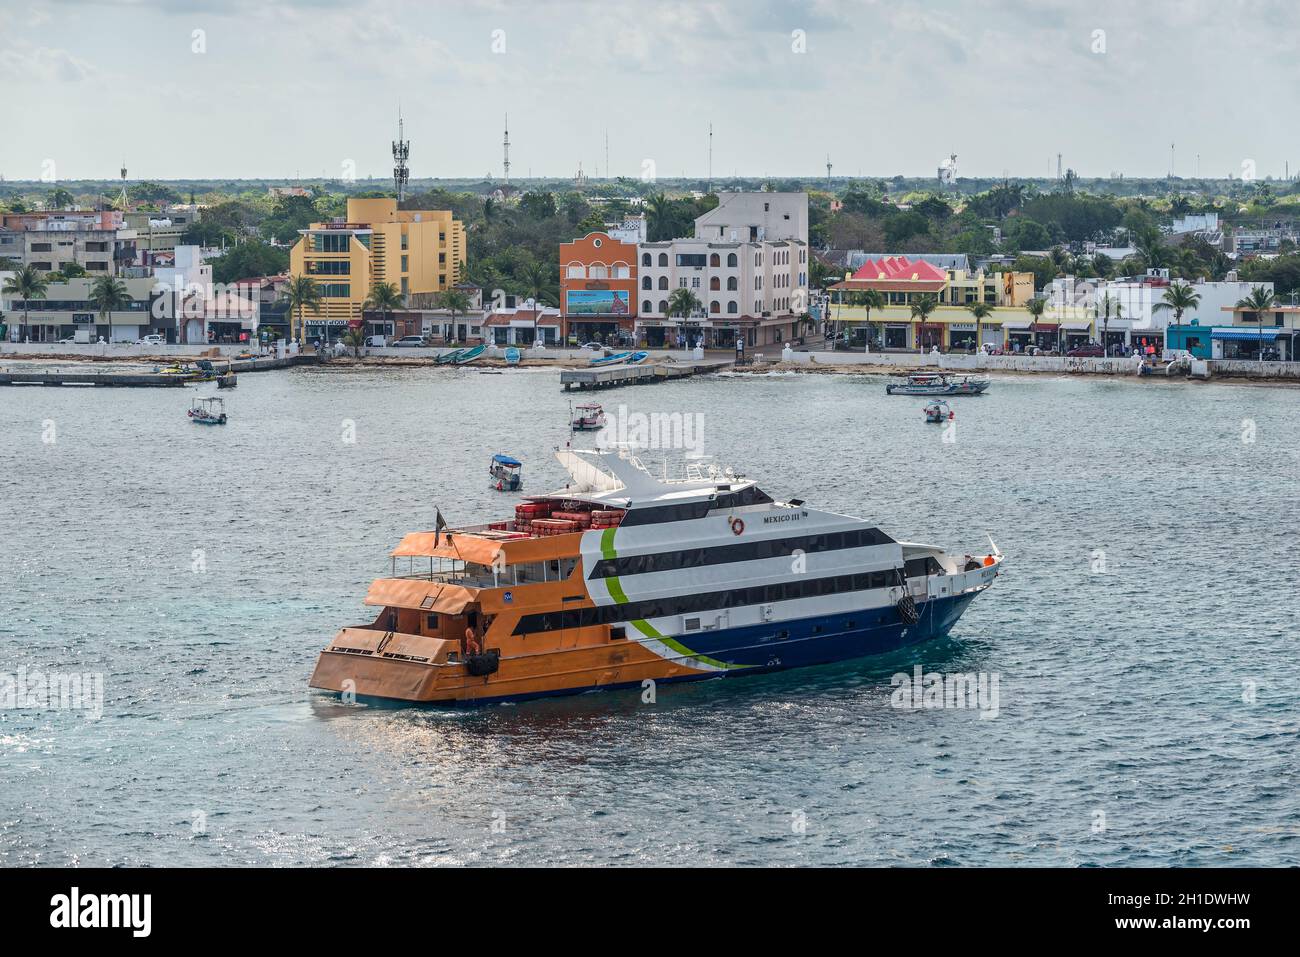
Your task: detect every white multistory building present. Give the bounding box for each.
[636,192,810,348]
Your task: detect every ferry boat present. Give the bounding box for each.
[886,373,990,396]
[308,448,1003,706]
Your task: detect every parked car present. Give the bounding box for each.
[57,337,77,345]
[363,335,386,348]
[392,335,426,348]
[579,342,604,352]
[135,334,166,347]
[1066,343,1105,357]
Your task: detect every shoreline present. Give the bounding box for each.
[3,348,1297,387]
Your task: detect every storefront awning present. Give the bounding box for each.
[1003,319,1031,330]
[1060,321,1092,331]
[1211,329,1279,341]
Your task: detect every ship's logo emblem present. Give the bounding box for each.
[503,591,513,603]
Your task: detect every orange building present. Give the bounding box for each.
[559,231,637,344]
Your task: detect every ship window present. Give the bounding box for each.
[683,616,701,631]
[610,626,626,640]
[426,613,439,630]
[775,630,789,641]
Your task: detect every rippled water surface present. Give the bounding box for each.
[2,366,1298,866]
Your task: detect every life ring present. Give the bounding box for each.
[730,517,745,536]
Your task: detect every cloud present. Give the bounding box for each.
[0,43,96,83]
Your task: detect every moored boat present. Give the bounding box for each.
[570,402,606,431]
[923,400,953,423]
[590,351,632,366]
[489,453,523,491]
[886,372,990,396]
[453,344,487,365]
[309,446,1004,706]
[187,395,227,425]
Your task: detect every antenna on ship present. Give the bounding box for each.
[392,106,410,203]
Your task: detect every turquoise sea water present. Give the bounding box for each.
[1,366,1298,866]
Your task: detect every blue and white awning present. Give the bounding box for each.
[1211,328,1280,341]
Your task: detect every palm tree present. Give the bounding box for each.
[520,261,557,345]
[1025,296,1047,352]
[87,275,130,344]
[667,287,703,346]
[341,323,367,358]
[436,288,472,343]
[966,302,994,354]
[1236,285,1276,323]
[1153,281,1202,327]
[280,275,322,346]
[646,193,674,242]
[2,265,48,342]
[363,281,403,342]
[909,295,938,353]
[1096,292,1122,355]
[859,289,886,353]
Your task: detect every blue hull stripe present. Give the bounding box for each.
[349,592,980,708]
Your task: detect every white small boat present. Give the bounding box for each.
[887,373,990,396]
[571,403,606,432]
[924,400,954,423]
[188,396,227,425]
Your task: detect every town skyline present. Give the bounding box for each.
[3,0,1297,182]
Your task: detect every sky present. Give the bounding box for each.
[1,0,1297,183]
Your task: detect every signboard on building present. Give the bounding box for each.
[565,289,630,316]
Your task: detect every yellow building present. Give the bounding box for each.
[289,197,465,331]
[828,255,1036,351]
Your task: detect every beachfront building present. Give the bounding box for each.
[560,231,637,344]
[828,255,1035,351]
[1164,296,1300,360]
[0,210,137,277]
[124,206,202,260]
[288,197,465,338]
[1046,274,1270,355]
[482,302,562,346]
[1,275,158,342]
[635,237,810,348]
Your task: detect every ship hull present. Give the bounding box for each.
[311,591,980,708]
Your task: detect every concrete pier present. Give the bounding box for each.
[561,359,731,391]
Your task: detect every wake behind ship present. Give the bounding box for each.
[309,449,1003,705]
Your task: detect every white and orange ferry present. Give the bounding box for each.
[309,448,1003,705]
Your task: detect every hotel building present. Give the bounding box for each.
[288,197,465,335]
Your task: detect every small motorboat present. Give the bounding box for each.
[624,351,650,365]
[188,396,227,425]
[452,344,487,365]
[886,372,990,396]
[571,403,607,432]
[436,348,468,365]
[590,350,632,366]
[216,374,237,389]
[924,400,954,423]
[489,453,523,492]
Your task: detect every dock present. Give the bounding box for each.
[561,359,731,391]
[0,353,322,387]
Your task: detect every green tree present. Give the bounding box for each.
[2,265,49,341]
[281,274,322,346]
[1236,285,1276,322]
[859,289,886,352]
[966,302,994,354]
[1096,292,1123,352]
[1152,281,1202,326]
[519,190,557,220]
[210,240,288,284]
[910,295,938,353]
[87,275,131,343]
[524,260,557,343]
[363,281,403,337]
[341,323,368,358]
[667,287,702,321]
[436,288,472,340]
[1025,296,1047,350]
